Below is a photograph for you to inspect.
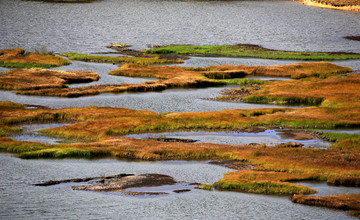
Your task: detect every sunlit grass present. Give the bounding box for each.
[146,44,360,60]
[0,48,71,68]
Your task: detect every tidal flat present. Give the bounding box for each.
[1,0,360,219]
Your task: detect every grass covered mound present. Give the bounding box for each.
[217,73,360,107]
[60,52,183,65]
[146,44,360,61]
[0,48,71,68]
[291,194,360,217]
[214,170,317,195]
[0,68,99,90]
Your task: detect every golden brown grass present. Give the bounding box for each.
[1,62,350,97]
[222,74,360,108]
[300,0,360,11]
[0,68,99,91]
[291,194,360,216]
[0,48,71,68]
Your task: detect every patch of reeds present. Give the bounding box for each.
[60,53,182,65]
[0,126,22,136]
[243,96,325,106]
[18,148,112,159]
[146,44,360,60]
[0,48,71,68]
[214,170,317,195]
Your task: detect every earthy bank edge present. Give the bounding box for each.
[145,44,360,61]
[291,194,360,218]
[0,48,71,69]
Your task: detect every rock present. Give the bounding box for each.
[173,189,191,193]
[72,174,176,192]
[106,43,131,49]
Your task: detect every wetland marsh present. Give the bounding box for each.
[1,0,360,219]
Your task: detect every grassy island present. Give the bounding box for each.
[2,62,350,97]
[146,44,360,61]
[0,48,71,69]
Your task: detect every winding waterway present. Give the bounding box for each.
[1,0,360,219]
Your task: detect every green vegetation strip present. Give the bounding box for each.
[0,61,70,69]
[60,53,182,65]
[146,44,360,61]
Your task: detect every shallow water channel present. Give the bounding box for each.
[126,130,331,148]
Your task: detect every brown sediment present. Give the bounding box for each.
[299,0,360,11]
[290,194,360,213]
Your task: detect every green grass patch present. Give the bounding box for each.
[0,61,71,69]
[195,183,213,191]
[314,131,360,142]
[0,126,22,137]
[214,180,316,195]
[146,44,360,61]
[18,148,112,159]
[242,95,325,106]
[60,53,182,65]
[222,78,267,86]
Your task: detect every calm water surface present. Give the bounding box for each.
[1,0,360,219]
[1,153,358,220]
